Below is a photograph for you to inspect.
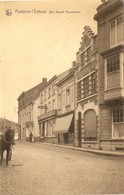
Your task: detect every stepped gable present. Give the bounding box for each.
[79,26,95,51]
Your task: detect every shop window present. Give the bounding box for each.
[84,109,97,141]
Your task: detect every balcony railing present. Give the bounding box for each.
[38,109,57,121]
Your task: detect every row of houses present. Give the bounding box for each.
[18,0,124,151]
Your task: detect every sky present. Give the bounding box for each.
[0,0,101,122]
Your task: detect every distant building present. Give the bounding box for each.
[94,0,124,150]
[74,26,99,149]
[0,118,18,139]
[17,78,47,141]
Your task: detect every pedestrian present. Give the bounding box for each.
[29,132,33,142]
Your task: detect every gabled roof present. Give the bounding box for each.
[17,79,48,110]
[56,68,74,86]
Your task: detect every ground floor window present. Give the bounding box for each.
[84,109,97,141]
[113,109,124,138]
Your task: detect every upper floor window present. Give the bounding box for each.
[59,94,62,109]
[107,55,120,73]
[48,102,51,111]
[40,94,43,103]
[52,85,55,95]
[44,91,47,100]
[83,77,89,98]
[81,46,92,67]
[48,88,51,98]
[77,72,96,101]
[52,99,55,109]
[66,88,70,106]
[90,73,96,95]
[110,15,124,47]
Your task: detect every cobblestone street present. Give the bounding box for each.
[0,141,124,195]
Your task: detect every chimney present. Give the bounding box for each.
[72,61,76,68]
[42,78,47,83]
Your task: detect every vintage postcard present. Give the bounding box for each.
[0,0,124,195]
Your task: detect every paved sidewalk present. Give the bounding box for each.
[18,140,124,157]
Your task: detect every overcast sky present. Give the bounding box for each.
[0,0,101,122]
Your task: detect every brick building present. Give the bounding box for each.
[74,26,99,149]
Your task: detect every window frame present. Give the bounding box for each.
[110,15,124,47]
[112,108,124,139]
[107,54,120,74]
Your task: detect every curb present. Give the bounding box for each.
[41,143,124,157]
[18,141,124,158]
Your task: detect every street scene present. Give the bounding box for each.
[0,0,124,194]
[0,142,124,195]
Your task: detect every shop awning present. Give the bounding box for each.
[54,114,73,133]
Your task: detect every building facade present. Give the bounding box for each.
[54,67,75,145]
[38,76,58,143]
[17,78,47,141]
[94,0,124,150]
[74,26,99,149]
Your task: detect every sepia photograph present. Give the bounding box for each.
[0,0,124,194]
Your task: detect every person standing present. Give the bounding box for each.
[29,132,33,142]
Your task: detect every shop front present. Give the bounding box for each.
[54,113,74,145]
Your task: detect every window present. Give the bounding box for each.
[86,47,92,64]
[52,99,55,109]
[107,55,120,73]
[81,52,85,66]
[40,94,43,103]
[48,88,51,98]
[84,109,97,141]
[90,73,96,95]
[110,15,124,47]
[77,72,96,101]
[66,88,70,106]
[52,85,55,95]
[113,109,124,138]
[59,94,62,109]
[83,77,89,98]
[48,102,51,111]
[44,91,47,100]
[81,47,92,67]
